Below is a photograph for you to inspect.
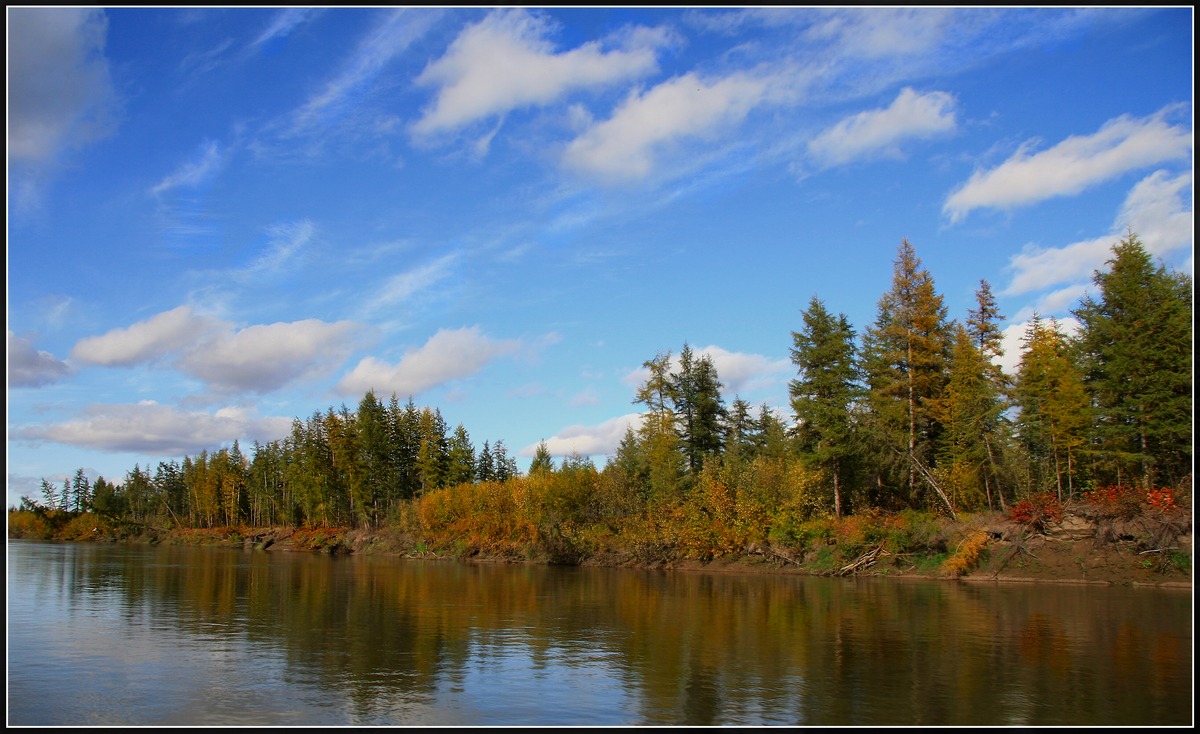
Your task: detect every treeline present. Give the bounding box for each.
[20,234,1193,542]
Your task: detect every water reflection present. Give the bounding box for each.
[7,540,1192,726]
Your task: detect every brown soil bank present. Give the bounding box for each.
[132,513,1194,589]
[10,507,1191,588]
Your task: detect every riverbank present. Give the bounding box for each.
[11,504,1190,588]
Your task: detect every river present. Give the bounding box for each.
[6,539,1192,726]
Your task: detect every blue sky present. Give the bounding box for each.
[7,7,1193,508]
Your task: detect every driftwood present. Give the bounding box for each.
[832,544,890,576]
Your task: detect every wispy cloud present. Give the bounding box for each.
[359,251,461,318]
[289,8,441,135]
[240,219,315,278]
[944,106,1192,222]
[563,71,775,182]
[249,8,322,51]
[412,9,667,137]
[336,326,520,397]
[803,7,955,59]
[807,87,956,168]
[151,140,223,195]
[1002,169,1193,297]
[8,332,73,388]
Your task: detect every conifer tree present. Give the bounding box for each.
[634,352,685,502]
[672,344,726,473]
[1014,316,1090,499]
[1073,233,1193,487]
[932,325,1006,510]
[860,239,953,509]
[445,424,477,486]
[790,296,861,517]
[529,440,555,475]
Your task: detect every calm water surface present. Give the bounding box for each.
[7,539,1192,726]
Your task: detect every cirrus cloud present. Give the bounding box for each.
[944,106,1192,222]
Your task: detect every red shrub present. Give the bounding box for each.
[1009,492,1065,530]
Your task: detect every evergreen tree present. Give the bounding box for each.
[671,344,727,474]
[529,440,555,476]
[357,390,392,523]
[722,397,758,465]
[634,352,685,502]
[1014,316,1090,499]
[860,239,953,509]
[490,440,518,482]
[790,296,861,518]
[445,424,477,486]
[931,325,1007,510]
[1073,233,1193,487]
[416,407,449,494]
[72,468,91,512]
[476,440,495,482]
[39,478,59,510]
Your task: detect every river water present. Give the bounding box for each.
[6,539,1192,726]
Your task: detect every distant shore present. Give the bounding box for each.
[11,507,1190,589]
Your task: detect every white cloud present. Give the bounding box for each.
[7,7,118,163]
[1113,170,1193,260]
[359,251,461,317]
[411,9,666,136]
[290,8,440,134]
[621,345,790,397]
[336,326,520,397]
[568,386,600,407]
[526,412,644,458]
[944,107,1192,222]
[14,401,293,456]
[70,306,222,367]
[804,8,955,59]
[695,345,791,395]
[1002,170,1193,296]
[998,317,1082,378]
[8,332,72,387]
[150,140,223,195]
[177,319,360,394]
[563,71,773,181]
[241,219,315,277]
[807,87,956,167]
[1004,237,1115,297]
[69,306,361,394]
[249,8,321,50]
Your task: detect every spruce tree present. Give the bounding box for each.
[790,296,861,517]
[1072,233,1193,487]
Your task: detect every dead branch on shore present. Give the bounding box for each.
[833,544,890,576]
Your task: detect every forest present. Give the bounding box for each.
[11,233,1193,566]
